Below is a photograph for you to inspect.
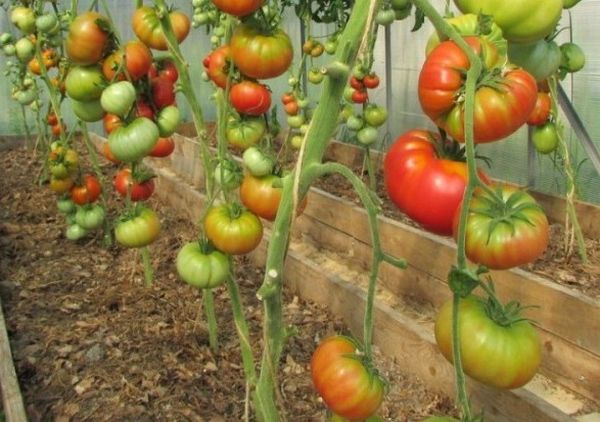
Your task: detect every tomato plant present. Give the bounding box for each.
[176,242,230,289]
[230,22,293,79]
[115,206,161,248]
[418,37,537,143]
[384,129,487,236]
[435,295,541,389]
[204,204,263,255]
[230,81,271,116]
[114,168,155,201]
[65,12,110,65]
[311,336,385,421]
[455,184,549,270]
[70,174,102,205]
[132,6,190,51]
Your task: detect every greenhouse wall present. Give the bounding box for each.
[1,0,599,203]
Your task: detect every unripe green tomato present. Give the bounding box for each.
[210,35,219,45]
[297,97,309,108]
[299,124,309,135]
[357,125,378,145]
[343,86,355,102]
[364,105,388,127]
[290,135,304,149]
[288,76,299,87]
[193,13,209,25]
[57,197,76,214]
[66,223,89,241]
[394,4,412,20]
[287,114,305,129]
[22,77,34,87]
[36,14,59,33]
[560,42,585,73]
[214,26,225,37]
[391,0,410,10]
[243,147,274,177]
[308,68,324,84]
[0,33,13,46]
[15,37,35,62]
[192,0,203,7]
[352,65,366,80]
[214,162,242,190]
[375,9,396,26]
[324,40,338,54]
[3,44,16,56]
[346,115,364,131]
[10,7,36,34]
[532,121,559,154]
[340,104,354,122]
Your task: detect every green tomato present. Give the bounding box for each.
[560,42,586,73]
[563,0,582,8]
[10,7,36,34]
[36,14,59,33]
[375,9,396,26]
[346,115,364,131]
[176,242,230,289]
[15,88,37,106]
[287,114,305,129]
[356,126,379,146]
[3,44,16,56]
[100,81,136,116]
[363,105,388,127]
[324,40,338,54]
[108,117,159,162]
[75,204,106,230]
[66,224,89,241]
[290,135,304,150]
[532,121,559,154]
[66,65,106,102]
[156,105,181,137]
[242,147,274,177]
[115,207,161,248]
[394,4,412,20]
[0,33,13,46]
[508,39,561,82]
[214,161,243,190]
[308,68,324,84]
[15,37,35,62]
[72,99,105,122]
[226,117,266,150]
[391,0,410,9]
[57,197,76,214]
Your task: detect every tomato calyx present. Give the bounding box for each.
[448,265,487,297]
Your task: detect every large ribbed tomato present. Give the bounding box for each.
[132,6,190,51]
[230,81,271,116]
[230,22,293,79]
[384,129,487,236]
[65,12,110,65]
[211,0,262,17]
[204,204,263,255]
[418,37,537,143]
[204,45,231,89]
[114,168,155,202]
[70,174,102,205]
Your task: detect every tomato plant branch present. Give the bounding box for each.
[203,288,219,353]
[140,246,154,286]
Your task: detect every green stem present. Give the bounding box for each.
[140,246,154,287]
[20,105,33,148]
[203,288,219,353]
[451,293,471,420]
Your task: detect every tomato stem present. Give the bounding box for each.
[203,288,219,353]
[140,246,154,287]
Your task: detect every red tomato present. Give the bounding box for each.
[363,73,380,89]
[230,81,271,116]
[283,101,299,116]
[204,45,231,89]
[102,40,153,81]
[281,92,295,105]
[136,100,155,120]
[211,0,262,16]
[349,76,364,90]
[239,174,307,221]
[132,6,190,51]
[148,58,178,83]
[311,336,385,421]
[527,92,552,126]
[384,129,487,236]
[71,174,102,205]
[149,137,175,157]
[351,89,368,104]
[151,76,176,109]
[103,113,122,134]
[230,22,293,79]
[418,36,537,143]
[47,112,58,126]
[51,122,66,137]
[114,168,155,201]
[65,12,110,65]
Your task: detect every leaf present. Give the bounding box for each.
[411,6,425,32]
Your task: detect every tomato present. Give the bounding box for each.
[14,37,35,62]
[507,39,561,82]
[363,105,388,127]
[363,74,380,89]
[100,81,136,116]
[311,336,385,421]
[455,184,549,269]
[454,0,562,44]
[212,0,262,17]
[148,58,178,83]
[57,197,76,214]
[230,22,293,80]
[230,81,271,116]
[384,129,487,236]
[136,100,155,120]
[226,117,266,150]
[115,206,161,248]
[108,117,159,162]
[10,7,36,34]
[66,224,89,241]
[65,12,110,65]
[47,112,58,126]
[50,177,74,194]
[71,174,102,205]
[204,45,231,89]
[103,113,123,134]
[287,115,305,129]
[176,242,230,289]
[214,161,243,190]
[425,13,506,58]
[375,8,395,26]
[114,168,155,201]
[49,147,79,178]
[149,137,175,157]
[132,6,190,51]
[204,204,263,255]
[36,14,59,34]
[527,92,552,126]
[435,295,541,389]
[346,115,364,131]
[72,99,106,122]
[418,37,537,143]
[351,89,368,104]
[151,76,176,109]
[65,65,106,102]
[156,105,181,137]
[283,101,299,116]
[28,49,58,75]
[242,147,274,177]
[560,42,586,73]
[75,204,106,230]
[101,142,121,164]
[308,68,324,84]
[51,123,66,138]
[532,122,559,154]
[102,40,153,81]
[357,126,379,146]
[239,174,281,221]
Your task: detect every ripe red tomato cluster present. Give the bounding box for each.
[347,73,380,104]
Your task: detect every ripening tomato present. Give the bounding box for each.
[311,336,385,421]
[115,206,161,248]
[102,40,153,81]
[230,22,293,79]
[384,129,487,236]
[435,295,541,389]
[114,168,155,201]
[230,81,271,116]
[65,12,110,65]
[527,92,552,126]
[132,6,190,51]
[50,176,74,194]
[418,37,537,143]
[71,174,102,205]
[149,137,175,157]
[204,45,231,89]
[455,184,549,269]
[239,174,281,221]
[211,0,262,16]
[101,142,121,164]
[47,112,58,126]
[204,204,263,255]
[148,58,178,83]
[103,113,123,134]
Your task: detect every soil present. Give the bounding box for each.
[0,144,456,421]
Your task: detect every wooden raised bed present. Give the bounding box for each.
[89,130,599,421]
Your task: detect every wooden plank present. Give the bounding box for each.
[0,298,27,422]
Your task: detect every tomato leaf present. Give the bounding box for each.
[411,6,425,32]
